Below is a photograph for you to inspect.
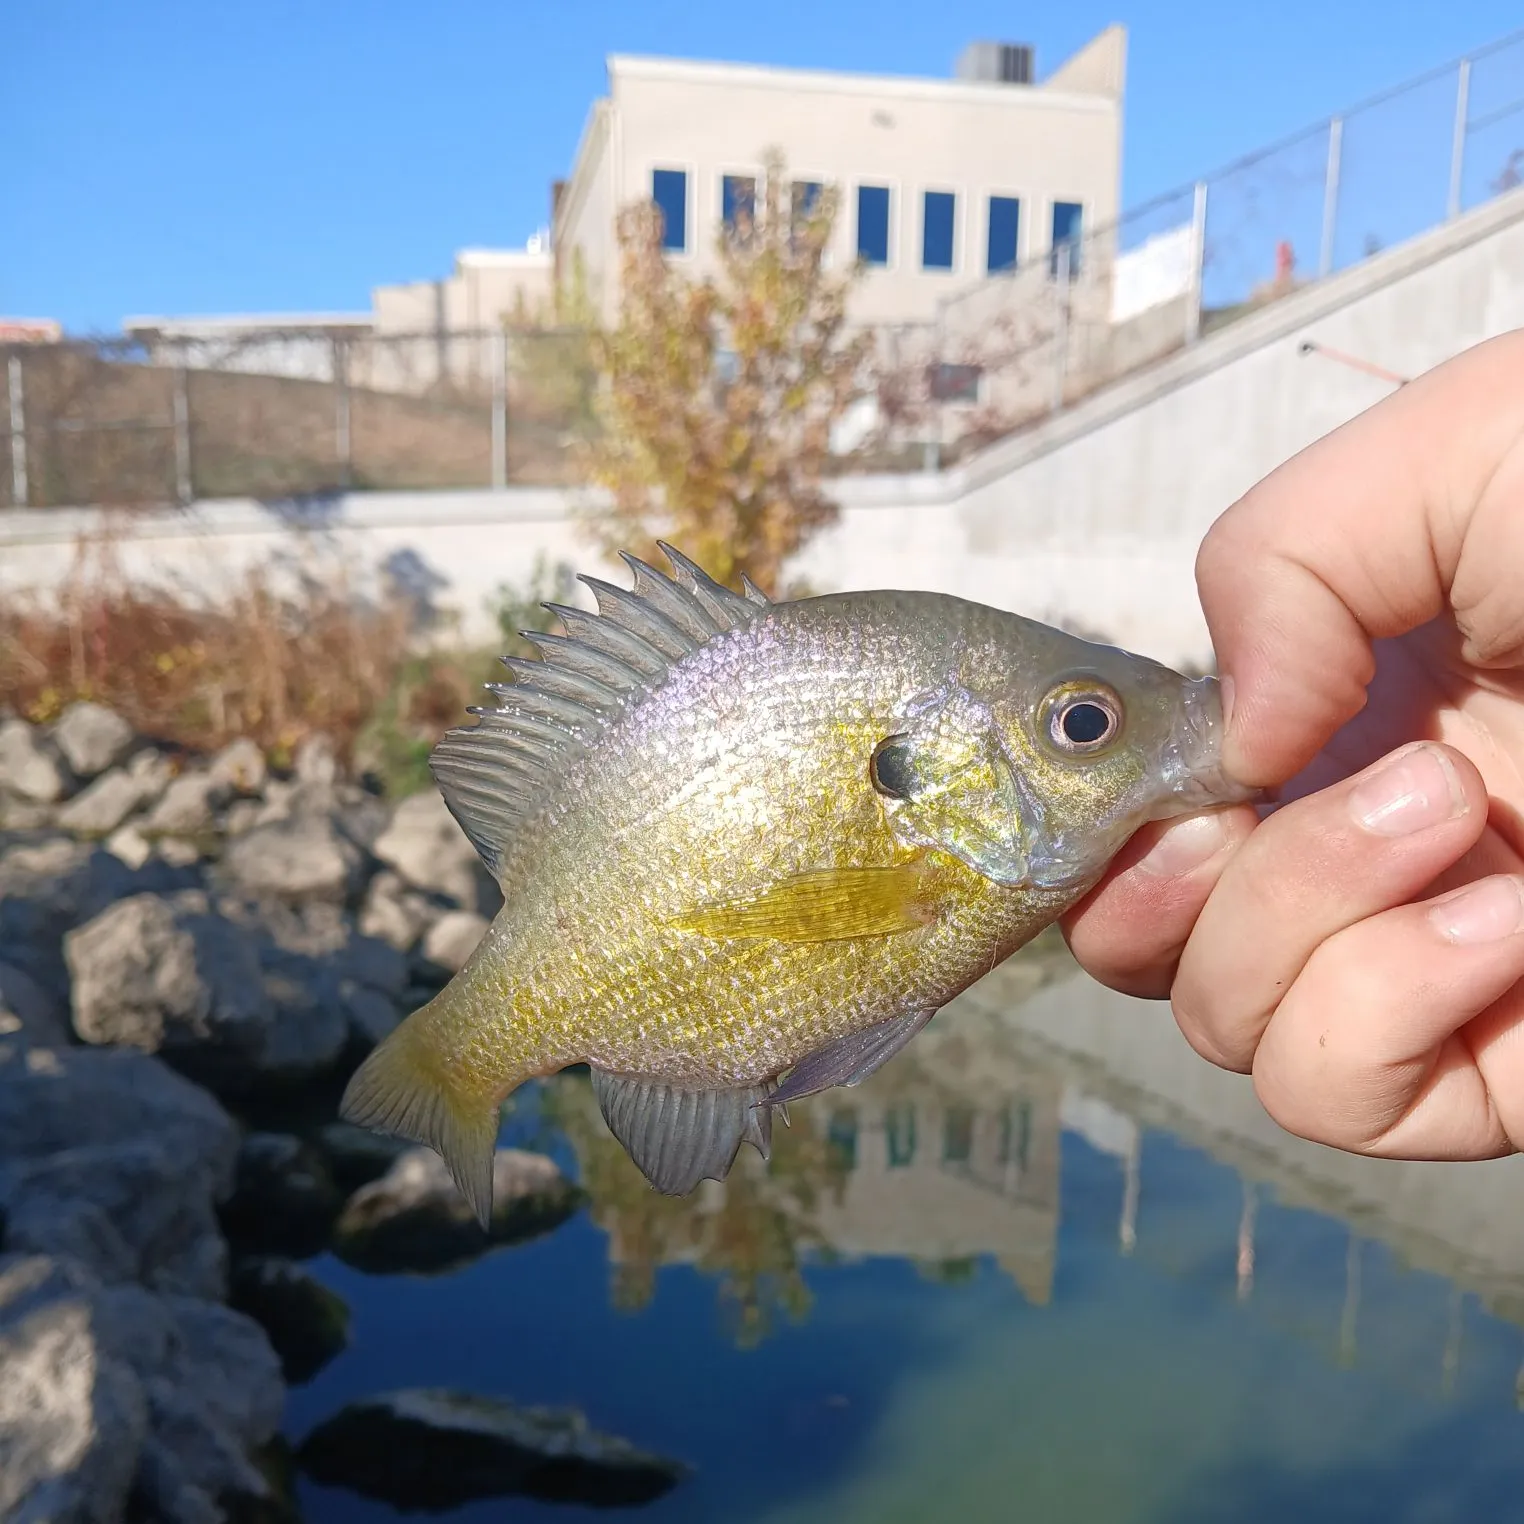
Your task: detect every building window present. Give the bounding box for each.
[1050,200,1083,278]
[921,190,956,271]
[942,1106,974,1164]
[721,173,757,241]
[995,1098,1033,1173]
[790,180,824,246]
[885,1102,917,1167]
[651,168,688,253]
[856,183,891,266]
[827,1107,858,1169]
[987,195,1020,273]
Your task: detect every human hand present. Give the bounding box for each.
[1062,329,1524,1159]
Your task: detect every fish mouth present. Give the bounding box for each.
[1163,677,1262,812]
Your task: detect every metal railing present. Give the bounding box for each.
[911,25,1524,463]
[3,28,1522,507]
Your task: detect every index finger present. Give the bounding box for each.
[1197,328,1524,788]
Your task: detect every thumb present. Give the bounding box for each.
[1196,329,1524,788]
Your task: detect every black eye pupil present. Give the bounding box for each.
[871,740,915,799]
[1061,702,1112,745]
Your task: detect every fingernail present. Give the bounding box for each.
[1138,812,1233,878]
[1348,744,1467,837]
[1428,877,1524,945]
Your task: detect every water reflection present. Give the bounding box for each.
[540,941,1524,1401]
[291,944,1524,1523]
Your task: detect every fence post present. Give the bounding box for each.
[1051,240,1071,412]
[490,327,508,488]
[6,355,26,508]
[1185,180,1209,345]
[172,362,192,505]
[1448,58,1471,220]
[334,337,352,488]
[1319,115,1343,279]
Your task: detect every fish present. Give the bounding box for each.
[340,544,1254,1226]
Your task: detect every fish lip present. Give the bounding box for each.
[1165,678,1261,811]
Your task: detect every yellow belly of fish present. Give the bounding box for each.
[440,853,1055,1096]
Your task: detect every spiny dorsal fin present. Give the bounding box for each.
[430,545,769,882]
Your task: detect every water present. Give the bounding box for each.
[283,959,1524,1523]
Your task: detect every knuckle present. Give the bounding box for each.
[1171,988,1256,1074]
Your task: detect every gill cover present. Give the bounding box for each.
[872,682,1033,886]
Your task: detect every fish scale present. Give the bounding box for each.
[341,544,1254,1225]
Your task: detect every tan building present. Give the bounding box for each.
[125,240,553,394]
[553,27,1126,327]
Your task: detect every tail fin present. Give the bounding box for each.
[339,1013,502,1231]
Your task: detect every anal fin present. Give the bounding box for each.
[767,1008,936,1107]
[589,1070,776,1195]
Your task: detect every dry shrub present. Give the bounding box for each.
[0,531,418,773]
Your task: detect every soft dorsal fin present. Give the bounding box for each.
[430,546,768,880]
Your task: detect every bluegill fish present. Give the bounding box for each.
[341,546,1252,1224]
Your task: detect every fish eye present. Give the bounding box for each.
[1043,685,1123,755]
[869,736,917,799]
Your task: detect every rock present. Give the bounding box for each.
[0,834,138,996]
[143,771,225,836]
[296,1388,688,1510]
[343,984,402,1049]
[331,786,390,856]
[250,954,351,1086]
[372,790,483,907]
[0,960,70,1049]
[0,717,67,803]
[105,820,153,869]
[0,793,56,830]
[66,891,271,1058]
[0,1045,239,1200]
[122,1288,286,1524]
[209,738,268,797]
[335,930,408,997]
[313,1123,411,1196]
[65,891,351,1094]
[222,817,361,902]
[228,1258,349,1385]
[421,910,489,975]
[0,1254,148,1524]
[357,869,440,953]
[56,765,158,836]
[0,1140,229,1299]
[0,1252,286,1524]
[332,1147,584,1275]
[221,799,263,837]
[219,1134,342,1260]
[53,702,135,780]
[155,836,203,868]
[293,734,338,790]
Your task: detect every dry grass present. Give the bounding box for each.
[0,533,492,787]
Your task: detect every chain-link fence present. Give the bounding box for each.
[0,326,600,509]
[5,30,1522,506]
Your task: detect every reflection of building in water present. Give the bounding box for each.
[800,1029,1063,1305]
[560,943,1524,1399]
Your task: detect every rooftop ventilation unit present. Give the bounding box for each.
[955,41,1035,85]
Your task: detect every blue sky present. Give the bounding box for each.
[5,1,1519,334]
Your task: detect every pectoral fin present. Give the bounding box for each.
[766,1008,936,1106]
[670,864,936,944]
[589,1070,777,1195]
